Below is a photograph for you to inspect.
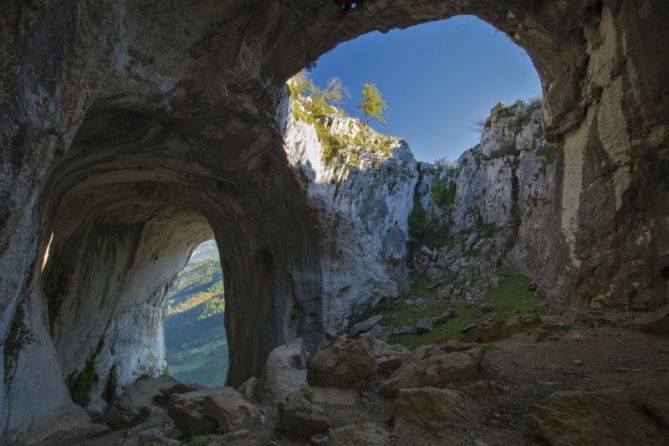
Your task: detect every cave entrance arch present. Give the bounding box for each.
[37,104,325,410]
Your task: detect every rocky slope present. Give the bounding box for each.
[33,308,669,446]
[410,99,558,305]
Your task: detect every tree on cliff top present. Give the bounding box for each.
[358,83,387,127]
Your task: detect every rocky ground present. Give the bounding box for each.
[33,305,669,446]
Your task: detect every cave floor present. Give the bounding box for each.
[35,310,669,446]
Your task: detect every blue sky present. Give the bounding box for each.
[309,15,542,162]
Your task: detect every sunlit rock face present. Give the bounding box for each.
[1,0,668,442]
[413,100,566,304]
[282,100,418,335]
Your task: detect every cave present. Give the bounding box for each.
[1,1,668,443]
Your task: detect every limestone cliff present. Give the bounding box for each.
[411,100,559,303]
[281,93,417,335]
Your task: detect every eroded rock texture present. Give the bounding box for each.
[1,1,668,443]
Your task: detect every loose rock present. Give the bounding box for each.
[349,315,383,336]
[256,338,307,403]
[307,336,378,389]
[328,422,390,445]
[530,389,669,446]
[381,346,485,397]
[393,387,466,429]
[278,393,331,436]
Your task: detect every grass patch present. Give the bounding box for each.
[357,267,541,349]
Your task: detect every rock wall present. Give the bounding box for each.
[282,97,418,334]
[412,100,561,303]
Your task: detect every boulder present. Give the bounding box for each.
[119,404,178,446]
[436,308,457,323]
[168,386,255,436]
[278,393,331,436]
[530,389,669,446]
[381,346,485,397]
[238,376,258,401]
[256,338,307,403]
[349,315,383,336]
[416,316,437,333]
[637,305,669,336]
[393,387,466,428]
[307,336,378,389]
[328,422,390,445]
[462,314,542,342]
[358,333,408,373]
[479,303,495,313]
[106,375,185,428]
[201,387,256,433]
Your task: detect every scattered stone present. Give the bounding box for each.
[388,325,413,336]
[349,315,383,336]
[393,387,466,429]
[256,338,307,403]
[221,429,250,442]
[120,405,178,446]
[201,387,256,433]
[307,335,378,389]
[479,303,495,313]
[415,316,437,333]
[358,333,409,372]
[435,308,457,323]
[637,305,669,336]
[368,323,390,342]
[530,389,669,446]
[404,298,425,307]
[278,393,330,436]
[468,380,507,399]
[419,246,434,258]
[328,422,390,445]
[381,346,486,397]
[462,314,542,343]
[106,375,185,428]
[572,359,583,366]
[238,376,258,401]
[120,427,181,446]
[306,386,359,406]
[168,386,255,436]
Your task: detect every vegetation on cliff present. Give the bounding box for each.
[287,73,396,165]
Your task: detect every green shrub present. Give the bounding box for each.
[432,177,456,208]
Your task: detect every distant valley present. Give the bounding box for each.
[165,240,228,387]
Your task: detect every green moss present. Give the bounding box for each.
[358,267,540,350]
[481,267,540,316]
[66,336,104,407]
[301,387,314,402]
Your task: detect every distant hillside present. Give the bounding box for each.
[165,249,228,387]
[188,239,219,263]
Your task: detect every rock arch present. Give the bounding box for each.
[1,0,667,442]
